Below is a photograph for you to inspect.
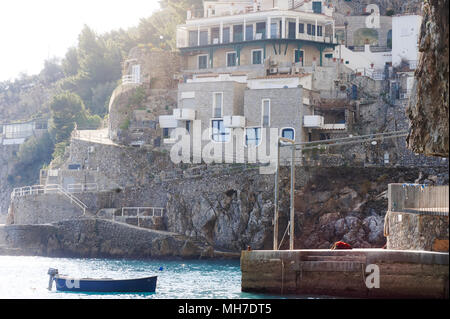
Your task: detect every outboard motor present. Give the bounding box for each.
[47,268,59,290]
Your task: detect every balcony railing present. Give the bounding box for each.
[173,108,196,121]
[122,74,141,85]
[303,115,347,130]
[303,115,324,128]
[159,115,178,128]
[223,116,246,128]
[388,183,449,216]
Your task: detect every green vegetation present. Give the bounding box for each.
[2,0,203,187]
[7,132,54,186]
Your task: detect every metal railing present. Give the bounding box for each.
[11,184,88,215]
[114,207,165,227]
[388,183,449,216]
[355,68,385,81]
[67,183,99,193]
[122,74,141,85]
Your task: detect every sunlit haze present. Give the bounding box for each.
[0,0,161,82]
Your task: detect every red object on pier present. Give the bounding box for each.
[331,241,352,250]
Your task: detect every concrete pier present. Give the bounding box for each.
[241,249,449,298]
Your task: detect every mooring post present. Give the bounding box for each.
[273,139,281,250]
[289,143,295,250]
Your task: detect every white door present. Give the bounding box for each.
[132,65,141,83]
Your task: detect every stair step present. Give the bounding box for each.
[302,255,367,263]
[299,261,365,272]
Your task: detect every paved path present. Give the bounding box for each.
[72,128,118,146]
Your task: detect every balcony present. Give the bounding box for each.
[173,108,196,121]
[223,116,246,128]
[159,115,178,128]
[303,115,324,128]
[303,115,346,130]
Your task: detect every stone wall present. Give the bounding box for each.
[66,138,175,188]
[386,211,449,252]
[0,218,208,259]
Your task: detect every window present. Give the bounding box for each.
[245,127,261,146]
[198,55,208,69]
[211,119,230,142]
[223,27,230,43]
[281,128,295,141]
[256,22,266,39]
[262,99,270,128]
[186,121,191,134]
[307,24,316,36]
[294,49,304,65]
[312,1,322,14]
[213,92,223,117]
[317,25,323,37]
[252,50,263,65]
[270,22,278,38]
[163,128,170,139]
[288,22,296,39]
[189,30,198,46]
[298,23,304,34]
[199,31,208,45]
[211,27,220,44]
[246,25,254,41]
[227,52,237,67]
[233,25,243,42]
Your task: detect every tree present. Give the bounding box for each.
[40,58,64,84]
[8,132,54,186]
[62,47,80,77]
[48,91,85,143]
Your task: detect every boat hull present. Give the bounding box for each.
[54,276,157,293]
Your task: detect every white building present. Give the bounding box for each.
[392,15,422,69]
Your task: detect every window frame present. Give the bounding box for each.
[298,23,304,34]
[261,99,271,128]
[293,49,305,65]
[226,51,237,67]
[211,118,230,143]
[212,92,224,118]
[251,49,263,65]
[198,54,209,69]
[245,126,262,147]
[280,127,295,144]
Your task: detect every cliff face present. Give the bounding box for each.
[0,218,208,259]
[407,0,449,157]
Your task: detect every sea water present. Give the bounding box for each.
[0,256,316,299]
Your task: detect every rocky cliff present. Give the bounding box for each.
[407,0,449,157]
[0,218,215,259]
[164,165,449,251]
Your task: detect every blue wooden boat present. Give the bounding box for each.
[47,268,157,293]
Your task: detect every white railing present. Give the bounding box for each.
[114,207,165,227]
[355,68,385,81]
[388,184,449,216]
[122,74,140,85]
[67,183,99,193]
[11,184,88,215]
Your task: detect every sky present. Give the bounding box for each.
[0,0,161,82]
